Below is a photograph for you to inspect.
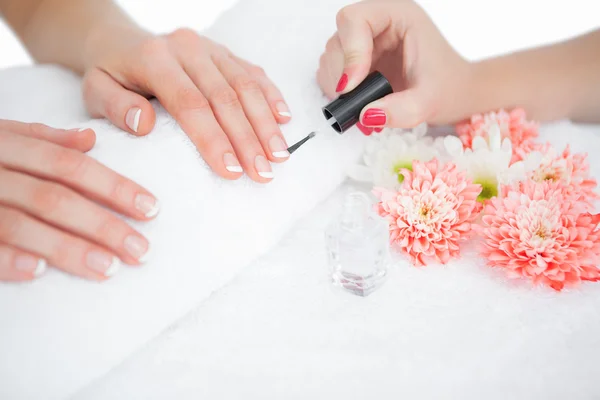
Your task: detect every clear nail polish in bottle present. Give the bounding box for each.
[325,192,390,297]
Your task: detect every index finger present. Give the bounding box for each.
[0,131,160,221]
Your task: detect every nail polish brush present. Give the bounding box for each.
[286,71,393,154]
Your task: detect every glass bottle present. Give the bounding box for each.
[325,192,390,297]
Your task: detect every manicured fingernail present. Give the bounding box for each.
[135,194,160,218]
[224,153,243,173]
[336,73,349,92]
[269,136,289,159]
[356,122,374,136]
[124,235,150,263]
[255,155,274,179]
[362,108,387,127]
[275,101,291,118]
[125,107,142,133]
[15,255,47,277]
[69,128,88,132]
[86,252,120,277]
[374,127,384,133]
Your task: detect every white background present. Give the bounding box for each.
[1,0,599,71]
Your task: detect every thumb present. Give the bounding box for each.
[82,68,156,136]
[359,89,429,129]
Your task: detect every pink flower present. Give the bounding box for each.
[527,144,599,208]
[456,108,539,163]
[373,159,482,266]
[478,180,600,291]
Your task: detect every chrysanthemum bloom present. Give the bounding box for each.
[348,123,445,190]
[456,108,539,163]
[444,123,527,203]
[523,144,599,208]
[478,180,600,291]
[373,159,482,266]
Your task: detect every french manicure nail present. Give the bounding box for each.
[255,155,274,179]
[86,252,120,277]
[275,101,291,118]
[269,136,290,159]
[336,73,349,92]
[224,153,243,173]
[124,235,150,263]
[125,107,142,133]
[135,193,160,218]
[362,108,387,127]
[15,255,47,277]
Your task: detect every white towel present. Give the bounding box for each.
[0,1,363,399]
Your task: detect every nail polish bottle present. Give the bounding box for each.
[325,192,390,297]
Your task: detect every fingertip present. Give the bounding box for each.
[73,129,97,152]
[125,102,156,137]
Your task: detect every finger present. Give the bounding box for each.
[334,1,408,93]
[0,205,120,281]
[0,168,149,265]
[140,58,244,180]
[82,68,156,136]
[317,34,345,100]
[215,55,290,163]
[0,119,95,152]
[232,56,292,124]
[0,132,160,221]
[0,243,47,282]
[360,89,429,129]
[181,56,274,182]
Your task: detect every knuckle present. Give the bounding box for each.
[94,216,126,246]
[210,86,241,108]
[231,75,260,94]
[0,208,23,241]
[108,177,133,205]
[336,6,356,26]
[173,87,211,118]
[138,37,169,60]
[28,123,49,137]
[31,183,72,216]
[170,27,199,43]
[49,147,89,180]
[248,65,265,77]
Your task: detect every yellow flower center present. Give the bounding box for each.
[474,177,498,202]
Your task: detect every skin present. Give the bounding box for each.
[0,0,292,282]
[317,0,600,134]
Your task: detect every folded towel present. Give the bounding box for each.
[0,1,363,399]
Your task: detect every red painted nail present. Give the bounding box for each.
[336,73,349,93]
[356,122,373,136]
[374,127,384,133]
[362,108,387,127]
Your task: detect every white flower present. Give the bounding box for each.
[444,123,531,201]
[348,123,445,190]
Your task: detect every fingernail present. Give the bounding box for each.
[125,107,142,133]
[135,193,160,218]
[224,153,243,173]
[362,108,387,127]
[69,128,88,132]
[356,122,374,136]
[336,73,349,92]
[124,235,150,263]
[269,136,290,159]
[255,155,274,179]
[374,127,384,133]
[15,255,47,277]
[86,252,120,277]
[275,101,291,118]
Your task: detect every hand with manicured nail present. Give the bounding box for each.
[0,119,159,282]
[317,0,471,133]
[81,27,291,182]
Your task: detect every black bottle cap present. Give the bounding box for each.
[322,71,393,134]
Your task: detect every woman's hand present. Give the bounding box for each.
[82,27,292,182]
[317,0,472,134]
[0,120,159,282]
